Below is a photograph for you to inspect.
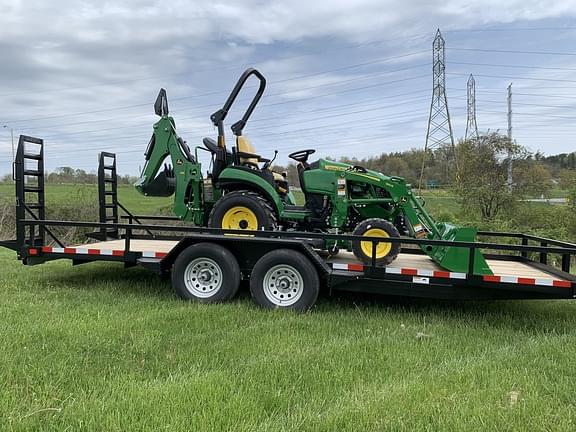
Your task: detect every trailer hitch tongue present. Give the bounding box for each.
[426,223,493,275]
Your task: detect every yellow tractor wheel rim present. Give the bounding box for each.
[221,206,258,230]
[360,228,392,259]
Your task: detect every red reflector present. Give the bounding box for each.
[29,248,38,256]
[483,275,501,283]
[433,271,451,279]
[518,277,536,285]
[553,280,572,288]
[348,264,364,272]
[88,249,100,255]
[156,252,168,258]
[401,268,418,276]
[112,250,124,256]
[63,248,76,254]
[41,246,53,253]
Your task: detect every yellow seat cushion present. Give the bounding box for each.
[236,136,259,166]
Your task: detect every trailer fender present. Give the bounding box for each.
[159,236,331,278]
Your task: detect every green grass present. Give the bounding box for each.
[0,182,172,215]
[1,182,575,429]
[2,248,576,430]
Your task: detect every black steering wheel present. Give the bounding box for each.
[288,149,316,163]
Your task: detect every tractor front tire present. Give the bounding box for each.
[351,218,400,266]
[208,190,277,232]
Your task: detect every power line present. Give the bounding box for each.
[445,27,576,33]
[22,63,429,133]
[2,50,428,124]
[33,75,430,141]
[452,95,576,110]
[449,47,576,56]
[0,125,429,164]
[451,61,576,73]
[448,72,576,83]
[477,109,576,120]
[0,34,430,99]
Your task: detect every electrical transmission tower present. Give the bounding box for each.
[465,74,479,140]
[419,29,456,191]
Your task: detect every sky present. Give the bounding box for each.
[1,0,576,176]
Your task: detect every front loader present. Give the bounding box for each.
[135,68,491,275]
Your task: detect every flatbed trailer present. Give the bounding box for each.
[1,135,576,311]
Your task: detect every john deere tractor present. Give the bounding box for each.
[135,68,491,274]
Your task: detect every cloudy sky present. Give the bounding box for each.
[1,0,576,176]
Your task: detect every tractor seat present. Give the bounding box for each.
[235,136,285,186]
[203,137,232,158]
[236,136,261,169]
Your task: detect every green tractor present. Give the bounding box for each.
[135,68,491,275]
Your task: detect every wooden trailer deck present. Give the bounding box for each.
[67,239,570,284]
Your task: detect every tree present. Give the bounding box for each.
[452,133,551,221]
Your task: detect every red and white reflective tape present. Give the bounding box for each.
[483,274,572,289]
[141,251,168,259]
[331,262,572,288]
[331,263,466,280]
[28,246,171,259]
[331,262,364,272]
[30,246,125,257]
[384,267,467,280]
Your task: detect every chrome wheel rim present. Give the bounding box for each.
[262,264,304,306]
[184,257,223,298]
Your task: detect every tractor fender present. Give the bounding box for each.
[217,168,284,215]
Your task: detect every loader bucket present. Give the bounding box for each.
[425,223,493,275]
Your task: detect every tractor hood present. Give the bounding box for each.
[316,159,402,186]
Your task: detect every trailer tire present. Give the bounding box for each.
[250,249,319,312]
[172,243,240,302]
[352,218,400,266]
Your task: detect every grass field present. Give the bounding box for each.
[2,248,576,431]
[1,182,576,430]
[0,182,172,215]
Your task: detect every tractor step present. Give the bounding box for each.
[23,153,42,160]
[24,186,43,193]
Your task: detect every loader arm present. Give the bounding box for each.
[399,191,492,275]
[135,116,204,224]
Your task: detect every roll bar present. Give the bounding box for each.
[209,68,266,146]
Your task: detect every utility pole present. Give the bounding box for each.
[465,74,479,140]
[3,124,15,162]
[420,29,456,191]
[507,83,513,192]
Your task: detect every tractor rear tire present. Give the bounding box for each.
[208,190,277,232]
[351,218,400,266]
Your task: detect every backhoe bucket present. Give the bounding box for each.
[135,171,175,197]
[426,223,492,275]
